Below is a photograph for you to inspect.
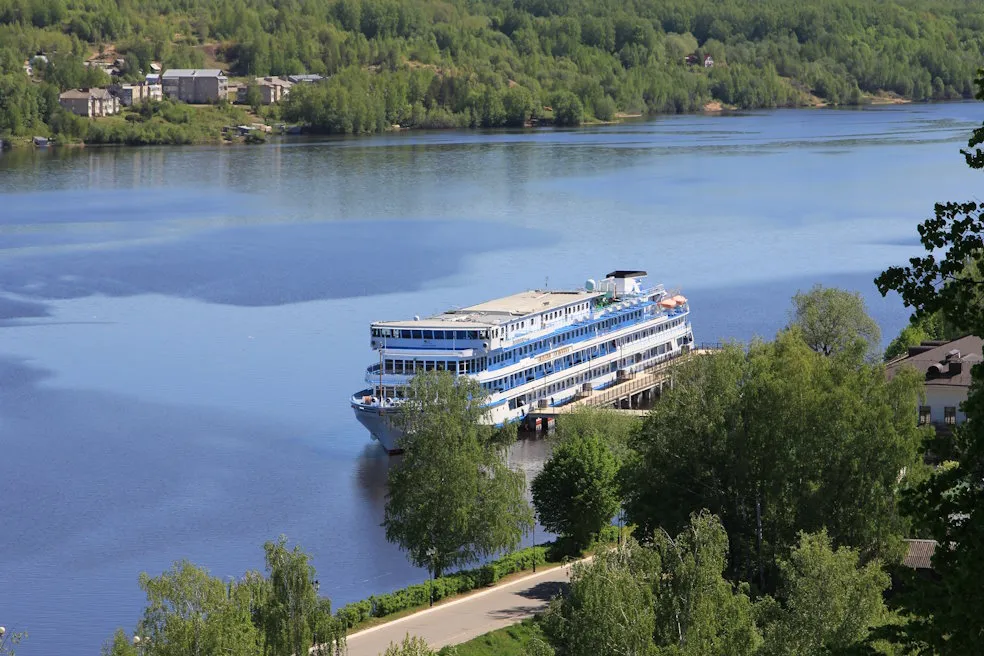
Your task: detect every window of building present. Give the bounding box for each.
[945,406,957,425]
[919,406,932,425]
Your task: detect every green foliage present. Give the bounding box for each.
[883,311,954,361]
[101,629,137,656]
[789,284,881,358]
[622,331,923,592]
[542,512,760,656]
[135,560,264,656]
[553,406,640,463]
[549,91,583,127]
[384,635,436,656]
[531,429,620,550]
[3,0,984,138]
[335,543,550,627]
[757,530,890,655]
[261,536,345,656]
[874,73,984,655]
[541,541,657,656]
[108,540,343,656]
[384,371,533,580]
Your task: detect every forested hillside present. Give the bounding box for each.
[2,0,984,138]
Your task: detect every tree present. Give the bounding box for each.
[874,72,984,654]
[383,635,436,656]
[650,511,761,656]
[531,429,620,550]
[622,331,923,591]
[541,540,657,656]
[101,630,137,656]
[136,560,263,656]
[757,530,890,656]
[383,371,533,580]
[541,512,760,656]
[788,284,881,358]
[550,91,583,126]
[263,536,344,656]
[245,82,263,113]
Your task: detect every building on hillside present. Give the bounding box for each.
[58,88,120,117]
[110,81,163,106]
[161,69,228,104]
[703,54,714,68]
[287,74,324,84]
[238,77,293,105]
[886,335,983,431]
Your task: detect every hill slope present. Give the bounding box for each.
[1,0,983,138]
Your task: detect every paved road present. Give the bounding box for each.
[345,563,573,656]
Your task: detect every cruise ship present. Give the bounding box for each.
[351,270,694,453]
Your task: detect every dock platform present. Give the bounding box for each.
[523,348,716,428]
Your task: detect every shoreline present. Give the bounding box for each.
[0,97,958,152]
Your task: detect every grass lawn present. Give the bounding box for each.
[438,618,541,656]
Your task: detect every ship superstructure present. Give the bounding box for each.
[351,270,694,452]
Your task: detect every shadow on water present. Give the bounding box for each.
[0,217,552,314]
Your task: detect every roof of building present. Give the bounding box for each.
[886,335,982,387]
[606,270,648,279]
[903,539,937,570]
[288,74,324,82]
[375,289,601,328]
[162,68,225,78]
[59,88,113,100]
[256,77,293,87]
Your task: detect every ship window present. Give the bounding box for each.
[395,361,403,374]
[436,361,445,371]
[423,330,433,340]
[412,330,422,339]
[401,330,411,338]
[468,330,478,339]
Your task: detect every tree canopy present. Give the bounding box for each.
[531,427,620,550]
[788,284,881,358]
[621,330,924,592]
[383,371,533,579]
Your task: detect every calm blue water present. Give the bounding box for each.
[1,102,981,654]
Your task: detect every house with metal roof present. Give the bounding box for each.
[886,335,983,430]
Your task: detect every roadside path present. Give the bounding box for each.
[345,563,573,656]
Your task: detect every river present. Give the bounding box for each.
[0,102,980,655]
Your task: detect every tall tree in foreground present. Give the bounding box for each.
[757,531,890,656]
[531,429,620,551]
[622,330,923,591]
[384,372,533,581]
[541,512,760,656]
[262,536,345,656]
[874,72,984,654]
[788,284,881,358]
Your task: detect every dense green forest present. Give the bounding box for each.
[2,0,984,139]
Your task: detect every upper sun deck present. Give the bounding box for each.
[373,289,603,329]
